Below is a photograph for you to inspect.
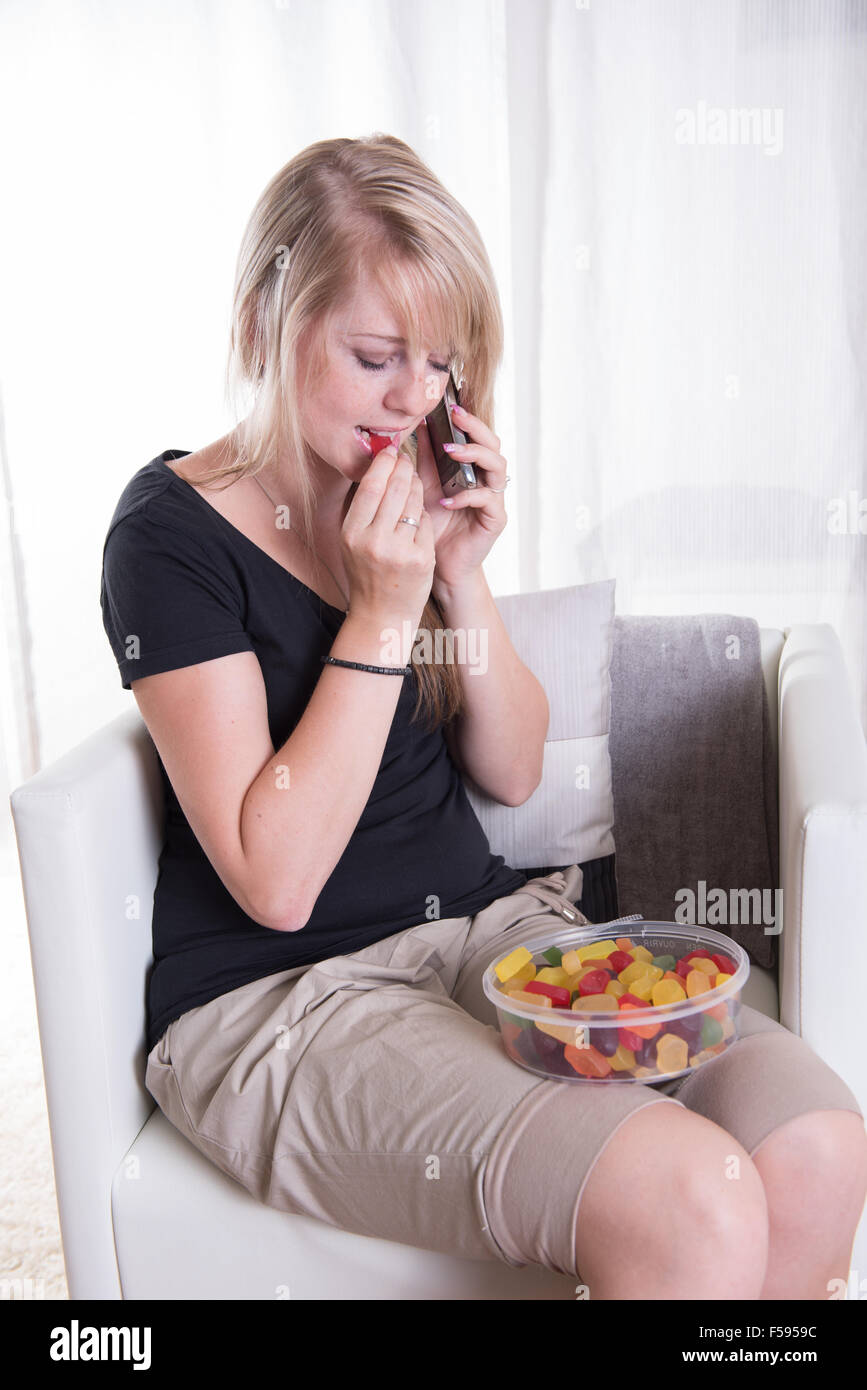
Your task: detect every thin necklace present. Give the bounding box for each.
[251,472,350,614]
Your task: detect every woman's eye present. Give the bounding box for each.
[357,356,450,374]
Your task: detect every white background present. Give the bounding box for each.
[0,0,865,1298]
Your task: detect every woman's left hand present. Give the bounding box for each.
[411,403,509,590]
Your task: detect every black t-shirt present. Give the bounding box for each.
[100,451,528,1054]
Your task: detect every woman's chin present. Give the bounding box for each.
[343,455,374,480]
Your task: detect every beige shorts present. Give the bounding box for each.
[146,864,863,1279]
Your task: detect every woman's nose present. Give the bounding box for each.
[385,364,443,417]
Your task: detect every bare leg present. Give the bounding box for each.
[574,1102,769,1300]
[750,1109,867,1300]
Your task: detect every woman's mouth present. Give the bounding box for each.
[354,426,402,455]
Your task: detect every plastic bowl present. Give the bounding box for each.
[482,922,750,1084]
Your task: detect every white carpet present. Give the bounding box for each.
[0,847,69,1300]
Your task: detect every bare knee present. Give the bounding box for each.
[575,1102,769,1299]
[752,1109,867,1218]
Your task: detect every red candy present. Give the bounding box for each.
[711,952,737,975]
[525,981,572,1009]
[607,951,634,973]
[577,968,611,996]
[367,431,399,455]
[619,991,649,1008]
[617,1024,644,1052]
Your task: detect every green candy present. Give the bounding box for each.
[503,1010,534,1030]
[542,946,563,967]
[701,1014,724,1047]
[652,954,677,971]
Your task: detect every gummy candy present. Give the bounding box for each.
[494,932,743,1084]
[496,947,533,983]
[525,981,572,1008]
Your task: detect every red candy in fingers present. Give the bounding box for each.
[368,431,399,456]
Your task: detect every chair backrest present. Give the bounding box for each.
[10,621,786,1298]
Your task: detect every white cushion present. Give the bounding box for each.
[463,579,616,870]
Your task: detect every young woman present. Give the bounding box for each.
[101,134,866,1299]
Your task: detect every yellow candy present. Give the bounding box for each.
[618,960,652,986]
[608,1043,637,1071]
[686,968,712,998]
[652,978,687,1006]
[561,941,619,974]
[535,966,571,988]
[495,947,532,983]
[605,980,626,999]
[715,972,733,987]
[631,945,654,963]
[626,975,655,1001]
[536,1018,585,1046]
[570,992,617,1012]
[497,961,535,992]
[691,957,717,976]
[575,939,619,962]
[504,988,551,1007]
[655,1033,689,1072]
[634,1066,656,1077]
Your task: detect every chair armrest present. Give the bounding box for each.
[777,625,867,1111]
[9,708,164,1298]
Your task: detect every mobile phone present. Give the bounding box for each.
[416,369,477,494]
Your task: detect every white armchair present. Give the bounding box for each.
[10,619,867,1299]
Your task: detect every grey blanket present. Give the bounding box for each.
[608,615,779,971]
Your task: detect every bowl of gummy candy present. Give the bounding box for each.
[482,923,750,1083]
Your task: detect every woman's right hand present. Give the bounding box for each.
[340,444,436,635]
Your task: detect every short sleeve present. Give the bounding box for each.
[100,506,255,689]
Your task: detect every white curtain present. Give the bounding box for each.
[529,0,867,729]
[1,0,864,831]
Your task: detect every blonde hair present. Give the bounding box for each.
[178,132,504,731]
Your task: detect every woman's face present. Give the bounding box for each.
[298,275,453,481]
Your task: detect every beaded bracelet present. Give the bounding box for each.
[321,655,412,676]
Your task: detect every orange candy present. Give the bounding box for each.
[619,1000,661,1040]
[685,969,713,998]
[564,1042,612,1078]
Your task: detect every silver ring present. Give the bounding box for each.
[398,515,419,528]
[487,475,511,494]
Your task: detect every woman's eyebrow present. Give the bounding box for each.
[345,332,455,354]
